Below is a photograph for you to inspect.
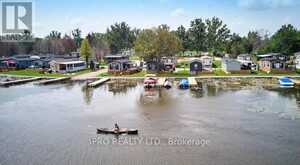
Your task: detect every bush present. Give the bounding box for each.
[212,61,222,68]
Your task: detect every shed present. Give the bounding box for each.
[190,59,202,75]
[222,59,241,72]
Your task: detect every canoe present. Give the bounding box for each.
[97,128,138,135]
[179,79,189,89]
[163,80,172,89]
[279,77,294,87]
[144,77,157,88]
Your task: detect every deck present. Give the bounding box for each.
[36,77,71,85]
[88,78,110,87]
[188,77,198,87]
[0,77,42,86]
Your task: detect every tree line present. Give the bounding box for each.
[1,18,300,59]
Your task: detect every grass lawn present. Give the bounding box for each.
[99,69,300,78]
[1,69,92,78]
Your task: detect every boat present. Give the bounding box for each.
[278,77,294,87]
[97,128,138,135]
[179,79,189,89]
[163,79,172,89]
[144,75,158,88]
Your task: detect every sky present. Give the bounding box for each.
[31,0,300,37]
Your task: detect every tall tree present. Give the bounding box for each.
[72,28,82,49]
[188,18,207,52]
[87,33,110,62]
[134,26,182,62]
[106,22,136,54]
[206,17,230,52]
[80,39,92,68]
[268,24,300,55]
[47,31,61,39]
[176,25,189,50]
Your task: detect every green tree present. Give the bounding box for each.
[188,18,207,52]
[80,39,92,68]
[47,31,61,39]
[134,25,182,63]
[87,33,110,62]
[106,22,136,54]
[206,17,230,52]
[72,28,82,49]
[176,25,189,51]
[268,24,300,55]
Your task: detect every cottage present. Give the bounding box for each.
[257,53,288,73]
[50,59,85,73]
[200,55,213,71]
[237,54,254,70]
[190,59,202,75]
[294,52,300,70]
[0,57,16,69]
[222,59,241,72]
[104,54,129,64]
[161,57,176,72]
[108,60,139,73]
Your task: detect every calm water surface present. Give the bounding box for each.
[0,80,300,165]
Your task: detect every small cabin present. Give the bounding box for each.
[104,54,129,64]
[161,57,176,72]
[222,59,241,72]
[190,59,202,75]
[294,52,300,70]
[108,60,132,72]
[146,61,161,72]
[237,54,253,70]
[200,55,213,71]
[257,53,288,73]
[50,60,85,73]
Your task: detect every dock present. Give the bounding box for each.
[88,78,110,87]
[0,77,42,87]
[156,78,167,88]
[292,79,300,86]
[188,77,198,87]
[36,77,71,85]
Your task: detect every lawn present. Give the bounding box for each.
[1,69,92,78]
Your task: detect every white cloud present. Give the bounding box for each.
[171,8,185,17]
[238,0,299,10]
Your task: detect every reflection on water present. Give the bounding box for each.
[1,79,300,165]
[107,79,138,95]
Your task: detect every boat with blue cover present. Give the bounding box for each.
[278,77,294,87]
[179,79,189,89]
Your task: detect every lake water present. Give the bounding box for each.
[0,80,300,165]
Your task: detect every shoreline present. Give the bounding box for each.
[2,73,300,81]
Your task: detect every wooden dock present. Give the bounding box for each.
[188,77,198,87]
[88,78,110,87]
[0,77,42,86]
[36,77,71,85]
[292,79,300,86]
[156,78,166,88]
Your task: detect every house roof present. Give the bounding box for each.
[105,54,129,59]
[238,54,251,57]
[257,53,282,58]
[200,55,212,59]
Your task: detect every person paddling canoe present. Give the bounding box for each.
[114,123,120,132]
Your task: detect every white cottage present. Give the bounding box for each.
[200,55,213,71]
[50,59,85,73]
[294,52,300,70]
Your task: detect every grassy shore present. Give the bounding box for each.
[1,69,92,78]
[98,69,300,78]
